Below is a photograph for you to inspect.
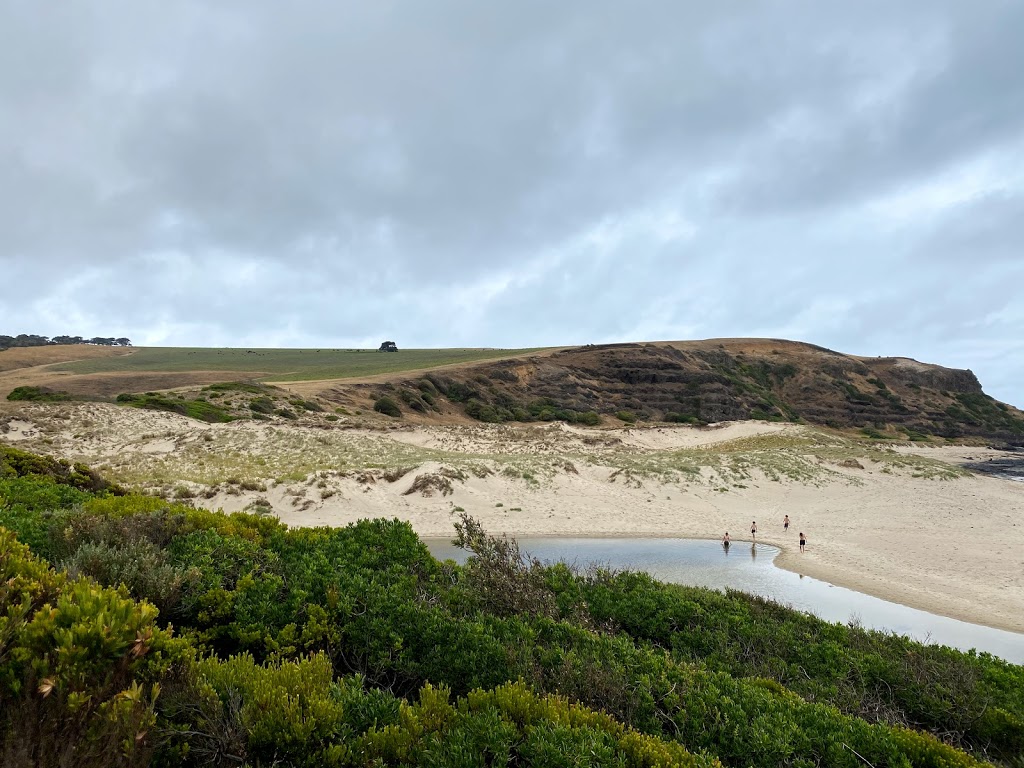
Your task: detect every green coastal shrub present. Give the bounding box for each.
[6,385,74,402]
[373,395,402,417]
[115,393,235,423]
[248,396,275,414]
[0,529,185,768]
[1,444,125,494]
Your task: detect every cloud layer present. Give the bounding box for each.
[2,1,1022,404]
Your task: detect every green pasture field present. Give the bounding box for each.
[52,346,549,382]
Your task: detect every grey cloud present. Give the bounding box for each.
[1,0,1022,405]
[717,2,1024,215]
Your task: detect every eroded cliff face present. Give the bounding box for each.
[368,339,1024,443]
[883,358,982,394]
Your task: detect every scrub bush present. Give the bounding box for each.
[373,396,402,417]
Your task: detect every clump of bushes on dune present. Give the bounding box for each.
[115,392,236,423]
[1,444,125,495]
[1,449,1022,766]
[6,385,76,402]
[373,395,402,417]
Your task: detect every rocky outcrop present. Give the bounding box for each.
[371,339,1024,443]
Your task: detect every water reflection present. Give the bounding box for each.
[424,537,1024,664]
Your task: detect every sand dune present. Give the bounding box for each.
[3,401,1023,634]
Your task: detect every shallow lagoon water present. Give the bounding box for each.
[425,537,1024,664]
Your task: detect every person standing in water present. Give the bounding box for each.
[783,515,790,532]
[750,521,757,540]
[722,532,731,550]
[799,532,806,552]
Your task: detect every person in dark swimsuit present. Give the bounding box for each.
[750,521,757,540]
[799,532,806,553]
[722,532,731,550]
[783,515,790,531]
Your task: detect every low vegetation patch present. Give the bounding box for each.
[115,392,236,423]
[373,395,402,417]
[6,385,78,402]
[201,381,269,395]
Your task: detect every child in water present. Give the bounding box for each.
[722,532,731,549]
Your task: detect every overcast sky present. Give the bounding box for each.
[2,2,1022,405]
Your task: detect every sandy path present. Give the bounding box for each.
[3,402,1023,634]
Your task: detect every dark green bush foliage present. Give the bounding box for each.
[373,395,402,417]
[63,539,199,622]
[568,569,1024,762]
[0,529,184,768]
[6,385,75,402]
[203,381,268,395]
[425,375,480,403]
[616,410,638,423]
[289,398,324,412]
[399,388,429,412]
[427,377,605,425]
[837,380,877,406]
[115,393,236,423]
[1,444,125,495]
[248,396,275,414]
[949,393,1024,435]
[665,412,703,425]
[464,397,503,422]
[1,450,1019,768]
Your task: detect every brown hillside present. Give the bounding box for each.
[0,344,130,373]
[358,339,1024,443]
